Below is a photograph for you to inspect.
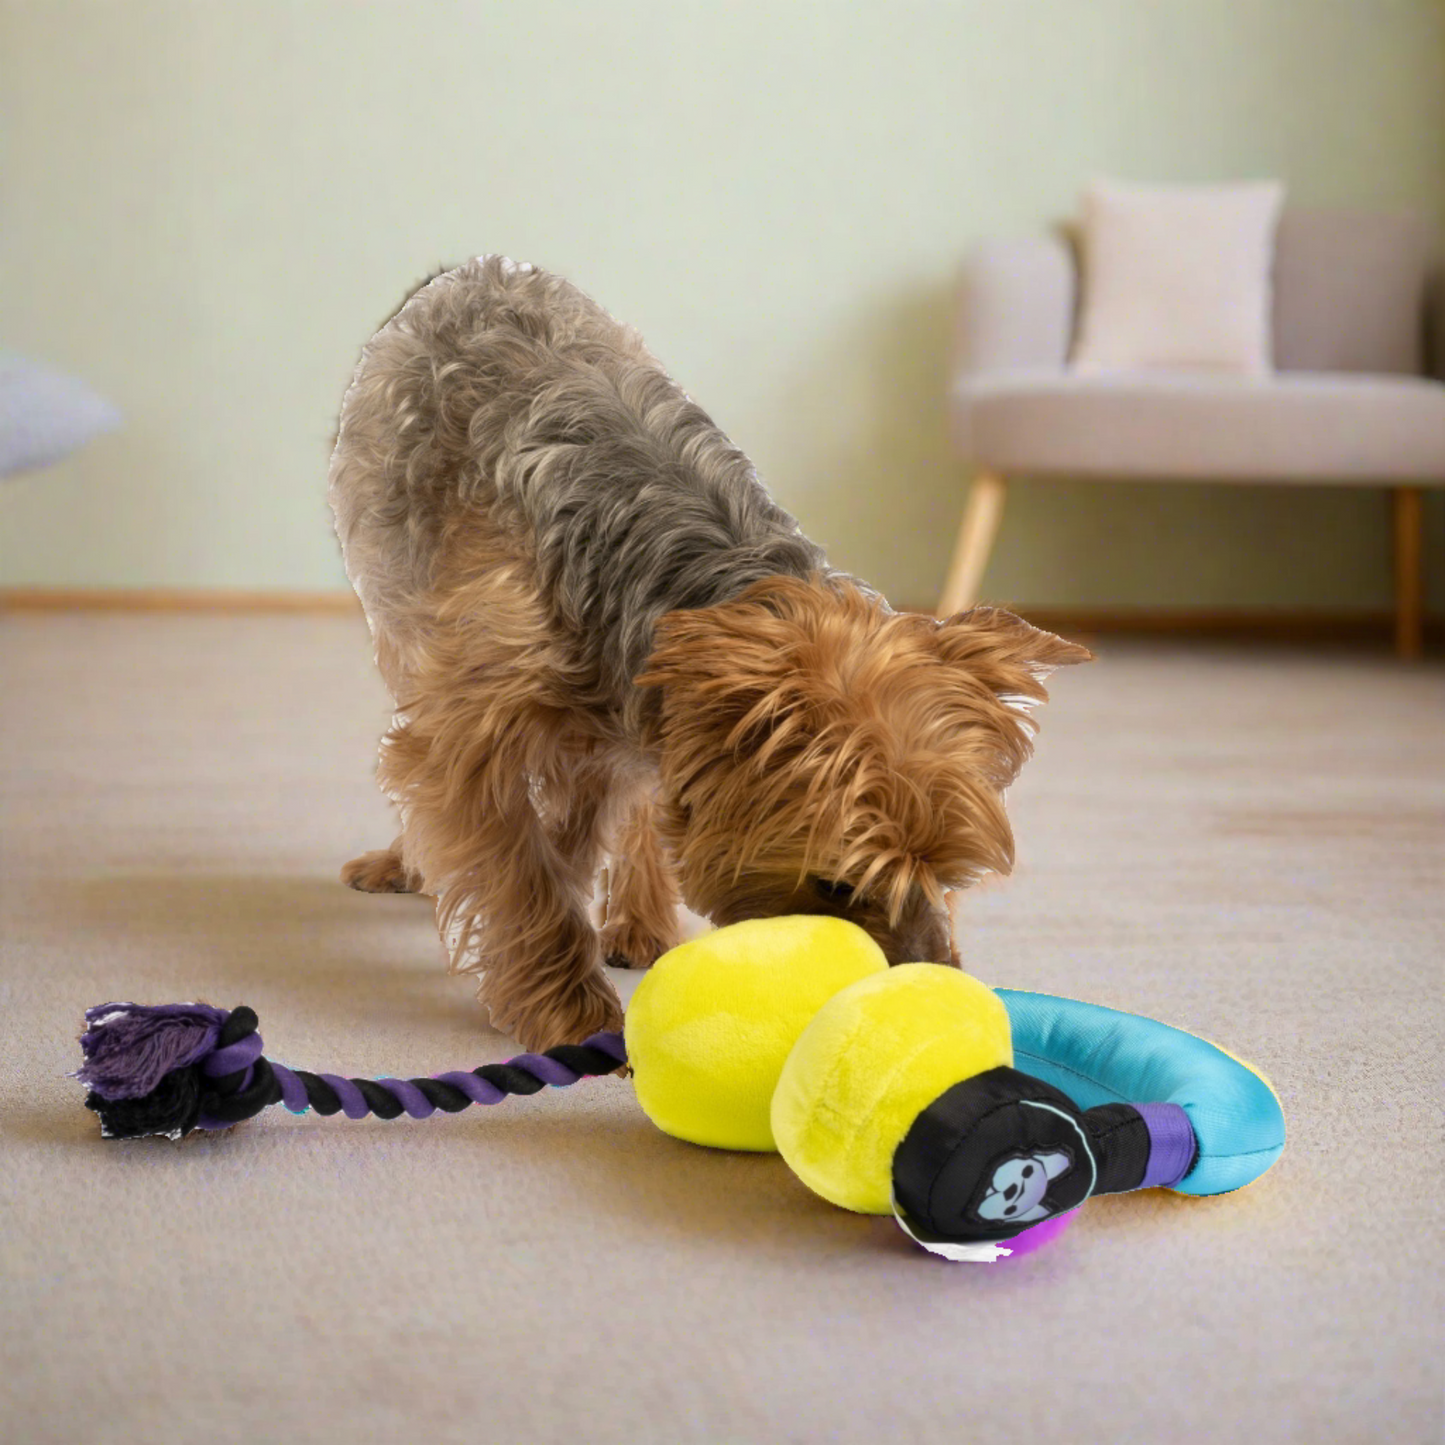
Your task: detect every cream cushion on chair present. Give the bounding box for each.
[951,370,1445,483]
[1071,178,1285,376]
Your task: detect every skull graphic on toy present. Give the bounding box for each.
[976,1149,1075,1224]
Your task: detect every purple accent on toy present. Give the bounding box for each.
[272,1062,310,1113]
[319,1073,372,1120]
[77,1002,228,1100]
[435,1071,507,1106]
[202,1032,263,1078]
[1002,1209,1078,1259]
[510,1053,582,1086]
[375,1078,429,1119]
[1137,1103,1198,1189]
[585,1031,628,1063]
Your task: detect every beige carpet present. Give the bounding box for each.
[2,613,1441,1445]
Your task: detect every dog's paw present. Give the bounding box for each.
[341,848,424,894]
[498,970,626,1055]
[599,919,676,971]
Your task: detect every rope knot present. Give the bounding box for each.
[195,1006,283,1128]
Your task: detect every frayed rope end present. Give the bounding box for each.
[76,1002,256,1140]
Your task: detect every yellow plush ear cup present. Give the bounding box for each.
[626,916,888,1151]
[770,964,1013,1215]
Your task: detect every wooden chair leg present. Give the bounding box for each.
[937,471,1007,617]
[1393,486,1423,661]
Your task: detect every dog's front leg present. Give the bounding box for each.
[600,796,682,969]
[441,781,622,1055]
[381,718,623,1054]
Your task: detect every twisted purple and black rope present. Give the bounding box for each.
[76,1001,627,1141]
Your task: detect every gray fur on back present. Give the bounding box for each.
[329,256,827,726]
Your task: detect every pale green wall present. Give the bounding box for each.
[3,0,1442,611]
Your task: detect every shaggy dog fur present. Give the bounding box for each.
[328,256,1090,1052]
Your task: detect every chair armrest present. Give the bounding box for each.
[952,233,1076,379]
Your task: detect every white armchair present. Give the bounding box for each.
[939,209,1445,657]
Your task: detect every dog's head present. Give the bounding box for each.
[636,575,1091,964]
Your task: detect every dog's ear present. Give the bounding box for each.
[919,607,1090,826]
[932,606,1092,683]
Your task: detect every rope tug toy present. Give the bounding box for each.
[76,916,1285,1263]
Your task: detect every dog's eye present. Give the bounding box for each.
[810,877,854,903]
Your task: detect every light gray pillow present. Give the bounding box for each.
[0,351,121,479]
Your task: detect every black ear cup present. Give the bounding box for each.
[892,1067,1098,1244]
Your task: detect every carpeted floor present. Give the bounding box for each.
[1,612,1441,1445]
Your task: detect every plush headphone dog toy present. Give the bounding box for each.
[76,916,1285,1262]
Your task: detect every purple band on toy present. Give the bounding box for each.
[583,1031,628,1063]
[1137,1103,1198,1189]
[318,1073,372,1120]
[377,1078,432,1119]
[203,1032,263,1078]
[434,1071,508,1106]
[271,1062,309,1113]
[508,1053,582,1085]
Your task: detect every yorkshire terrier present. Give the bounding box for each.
[328,256,1089,1052]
